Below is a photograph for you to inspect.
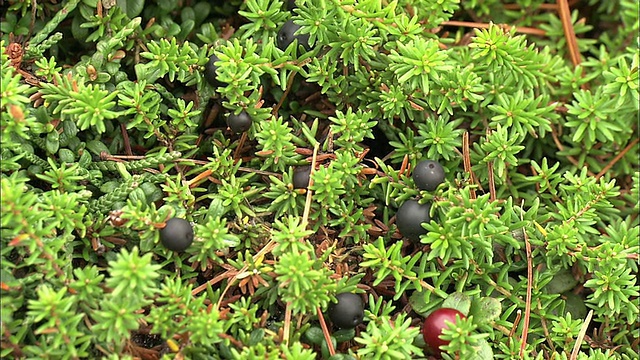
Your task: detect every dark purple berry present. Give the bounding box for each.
[412,160,445,191]
[277,20,310,51]
[328,293,364,329]
[227,110,253,134]
[292,166,311,189]
[160,217,194,252]
[204,54,225,87]
[395,199,431,242]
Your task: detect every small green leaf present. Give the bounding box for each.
[469,338,494,360]
[328,354,357,360]
[58,149,75,163]
[321,336,337,359]
[139,182,163,203]
[545,268,578,294]
[469,297,502,325]
[442,292,471,315]
[408,289,434,316]
[117,0,144,18]
[179,19,195,40]
[333,328,355,343]
[181,6,196,23]
[304,326,324,345]
[128,187,147,205]
[45,131,60,154]
[192,2,211,25]
[248,328,264,346]
[563,291,587,320]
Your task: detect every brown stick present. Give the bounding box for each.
[317,306,336,356]
[508,310,522,346]
[272,58,311,117]
[570,310,594,360]
[595,137,640,180]
[462,132,478,199]
[283,302,293,346]
[486,128,496,202]
[504,3,559,10]
[191,268,236,296]
[519,229,533,357]
[557,0,582,66]
[440,20,547,36]
[503,0,579,10]
[487,161,497,202]
[120,123,133,156]
[302,143,320,227]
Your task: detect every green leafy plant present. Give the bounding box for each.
[1,0,638,359]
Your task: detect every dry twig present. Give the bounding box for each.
[462,132,478,199]
[595,137,640,180]
[557,0,582,66]
[570,310,594,360]
[441,20,547,36]
[519,228,533,357]
[317,306,336,356]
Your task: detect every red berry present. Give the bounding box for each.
[422,308,465,357]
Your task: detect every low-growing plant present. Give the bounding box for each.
[1,0,638,359]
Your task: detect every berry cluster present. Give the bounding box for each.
[202,15,311,136]
[396,159,445,242]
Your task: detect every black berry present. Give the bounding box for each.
[292,166,311,189]
[277,20,310,51]
[160,217,194,252]
[395,199,431,242]
[204,54,226,88]
[227,110,253,134]
[328,293,364,329]
[412,160,445,191]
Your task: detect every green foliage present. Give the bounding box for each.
[255,115,299,171]
[1,0,638,358]
[389,37,452,94]
[329,108,377,151]
[274,245,337,315]
[440,315,490,359]
[355,312,423,359]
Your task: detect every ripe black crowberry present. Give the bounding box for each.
[395,199,431,242]
[292,166,311,189]
[328,293,364,329]
[227,110,253,134]
[412,159,445,191]
[160,217,194,252]
[277,20,310,51]
[204,54,226,88]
